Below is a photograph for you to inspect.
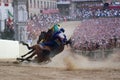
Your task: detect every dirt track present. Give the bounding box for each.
[0,62,120,80]
[0,21,120,80]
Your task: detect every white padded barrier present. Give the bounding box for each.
[0,39,19,59]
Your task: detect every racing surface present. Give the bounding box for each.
[0,21,120,80]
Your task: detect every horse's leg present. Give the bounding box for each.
[25,51,36,61]
[20,41,32,50]
[41,50,51,62]
[35,46,44,62]
[23,44,51,63]
[16,49,35,62]
[34,45,51,63]
[21,49,34,58]
[24,45,43,61]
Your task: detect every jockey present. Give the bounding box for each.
[40,24,67,48]
[52,28,67,45]
[50,24,67,45]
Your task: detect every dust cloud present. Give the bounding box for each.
[40,46,120,70]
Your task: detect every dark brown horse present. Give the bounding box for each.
[17,30,71,63]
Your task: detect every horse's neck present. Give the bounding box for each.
[37,32,47,43]
[39,30,59,43]
[45,30,53,41]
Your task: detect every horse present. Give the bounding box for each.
[37,31,47,44]
[17,29,71,63]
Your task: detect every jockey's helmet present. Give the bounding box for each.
[51,24,60,32]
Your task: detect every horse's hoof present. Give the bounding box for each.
[21,56,24,58]
[16,58,21,60]
[26,58,32,62]
[16,58,25,62]
[16,57,23,60]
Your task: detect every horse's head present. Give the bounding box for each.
[37,31,47,44]
[65,38,72,46]
[37,29,54,44]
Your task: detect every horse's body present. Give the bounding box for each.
[17,29,70,63]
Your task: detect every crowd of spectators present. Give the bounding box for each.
[71,18,120,51]
[27,14,64,40]
[71,8,120,20]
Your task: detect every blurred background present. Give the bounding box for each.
[0,0,120,42]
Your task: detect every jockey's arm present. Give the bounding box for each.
[63,35,68,44]
[57,32,67,45]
